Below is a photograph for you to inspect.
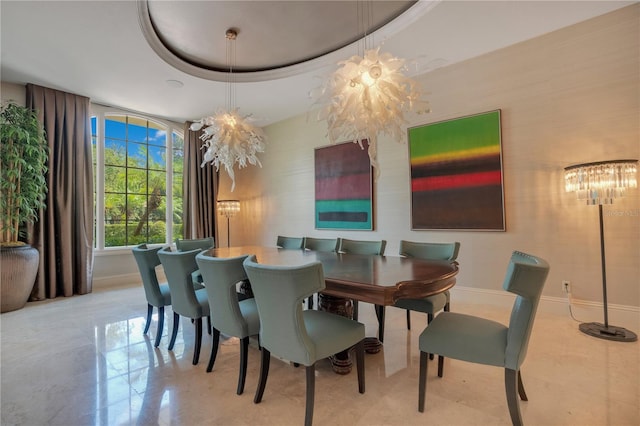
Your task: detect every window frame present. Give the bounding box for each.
[91,104,184,254]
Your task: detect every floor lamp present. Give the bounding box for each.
[218,200,240,247]
[564,159,638,342]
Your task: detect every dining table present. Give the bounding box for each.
[206,245,459,373]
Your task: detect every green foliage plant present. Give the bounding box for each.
[0,102,48,246]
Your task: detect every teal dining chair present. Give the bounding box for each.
[157,247,211,365]
[395,240,460,332]
[243,255,365,426]
[276,235,304,249]
[175,237,215,252]
[176,237,214,285]
[418,251,550,426]
[302,237,338,252]
[301,237,338,309]
[196,252,260,395]
[337,238,387,340]
[132,244,171,348]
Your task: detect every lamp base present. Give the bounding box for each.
[579,322,637,342]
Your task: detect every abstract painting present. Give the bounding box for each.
[315,141,373,230]
[408,110,505,230]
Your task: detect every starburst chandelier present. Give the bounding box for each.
[190,29,265,191]
[314,2,429,174]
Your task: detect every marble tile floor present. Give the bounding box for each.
[1,284,638,426]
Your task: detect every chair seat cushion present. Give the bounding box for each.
[194,288,211,317]
[419,312,508,367]
[394,291,448,314]
[238,298,261,337]
[303,310,365,362]
[157,283,172,306]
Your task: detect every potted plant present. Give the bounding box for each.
[1,101,48,313]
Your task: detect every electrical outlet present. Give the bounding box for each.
[562,280,571,294]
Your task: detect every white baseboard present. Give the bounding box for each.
[450,286,640,331]
[92,273,140,290]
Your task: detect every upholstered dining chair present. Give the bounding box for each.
[157,247,211,365]
[302,237,338,252]
[337,238,387,340]
[243,255,365,426]
[301,237,339,309]
[418,251,550,426]
[395,240,461,331]
[195,253,260,395]
[176,237,214,285]
[175,237,215,252]
[132,244,171,348]
[276,235,304,249]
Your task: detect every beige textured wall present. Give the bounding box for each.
[226,5,639,306]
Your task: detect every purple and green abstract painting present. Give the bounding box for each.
[315,141,372,230]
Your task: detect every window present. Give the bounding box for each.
[91,108,183,249]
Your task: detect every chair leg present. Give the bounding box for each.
[144,304,153,334]
[428,313,434,360]
[376,305,386,343]
[237,336,250,395]
[353,300,359,320]
[305,364,316,426]
[505,368,524,426]
[154,306,164,348]
[207,316,212,335]
[355,340,365,393]
[418,351,429,412]
[168,312,179,350]
[406,309,411,330]
[193,318,203,365]
[254,347,271,404]
[206,328,221,373]
[517,370,528,401]
[437,355,444,377]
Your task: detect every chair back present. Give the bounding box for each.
[158,247,205,318]
[338,238,386,255]
[399,240,460,261]
[196,253,255,338]
[132,244,168,307]
[303,237,338,252]
[175,237,215,252]
[243,255,325,365]
[276,235,304,249]
[503,251,550,370]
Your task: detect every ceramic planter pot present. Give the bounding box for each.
[1,245,39,313]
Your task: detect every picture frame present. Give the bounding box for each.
[408,110,505,231]
[314,141,373,230]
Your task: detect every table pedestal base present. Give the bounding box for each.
[364,337,382,354]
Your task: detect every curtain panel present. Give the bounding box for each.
[183,122,218,241]
[26,84,94,299]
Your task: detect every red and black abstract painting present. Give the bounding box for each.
[408,110,505,230]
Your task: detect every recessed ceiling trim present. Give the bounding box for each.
[137,0,440,83]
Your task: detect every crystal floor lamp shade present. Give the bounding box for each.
[218,200,240,247]
[564,159,638,342]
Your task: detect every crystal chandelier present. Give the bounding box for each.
[190,29,265,191]
[314,3,429,174]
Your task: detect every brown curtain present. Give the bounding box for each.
[183,122,218,241]
[26,84,94,299]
